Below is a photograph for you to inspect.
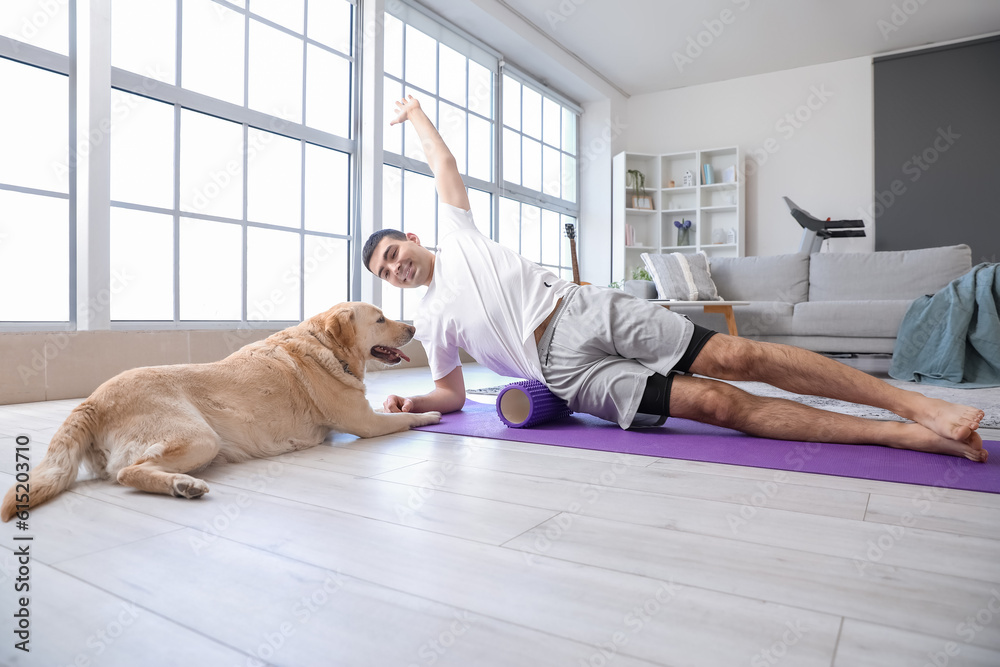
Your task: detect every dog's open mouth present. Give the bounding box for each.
[371,345,410,365]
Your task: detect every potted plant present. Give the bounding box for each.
[627,169,652,209]
[624,265,657,299]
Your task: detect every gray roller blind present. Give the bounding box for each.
[873,36,1000,264]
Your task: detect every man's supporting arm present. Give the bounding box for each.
[383,365,466,415]
[390,96,471,211]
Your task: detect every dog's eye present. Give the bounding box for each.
[377,316,385,323]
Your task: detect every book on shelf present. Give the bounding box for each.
[703,164,714,185]
[625,223,635,246]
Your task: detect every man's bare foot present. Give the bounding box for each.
[913,396,985,442]
[892,422,988,462]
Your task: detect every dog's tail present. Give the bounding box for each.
[1,401,99,522]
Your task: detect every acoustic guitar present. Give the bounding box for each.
[563,223,590,286]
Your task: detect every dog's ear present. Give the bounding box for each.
[325,309,356,349]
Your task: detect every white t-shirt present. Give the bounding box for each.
[413,204,575,381]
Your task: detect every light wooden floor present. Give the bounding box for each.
[1,362,999,667]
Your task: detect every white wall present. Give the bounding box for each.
[578,96,628,286]
[626,56,874,256]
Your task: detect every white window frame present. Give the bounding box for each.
[0,32,75,332]
[1,0,361,332]
[376,0,581,320]
[109,0,360,329]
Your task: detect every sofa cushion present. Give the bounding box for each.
[793,300,914,337]
[642,252,722,301]
[808,244,971,302]
[708,253,809,303]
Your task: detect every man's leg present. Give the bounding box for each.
[667,374,987,461]
[687,334,985,445]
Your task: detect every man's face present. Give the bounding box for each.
[369,233,434,288]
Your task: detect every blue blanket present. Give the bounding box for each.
[890,263,1000,387]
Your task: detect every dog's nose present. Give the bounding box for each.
[405,323,415,335]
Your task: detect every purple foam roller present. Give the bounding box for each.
[496,380,573,428]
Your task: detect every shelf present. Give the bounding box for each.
[615,148,744,282]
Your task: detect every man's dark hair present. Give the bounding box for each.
[362,229,408,274]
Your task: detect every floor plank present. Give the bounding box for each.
[504,512,1000,650]
[372,461,1000,582]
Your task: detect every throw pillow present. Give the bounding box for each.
[641,251,723,301]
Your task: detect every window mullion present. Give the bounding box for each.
[75,0,113,331]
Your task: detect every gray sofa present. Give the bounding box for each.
[671,244,973,353]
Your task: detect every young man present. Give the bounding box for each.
[365,95,987,462]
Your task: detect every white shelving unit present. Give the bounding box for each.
[612,148,745,283]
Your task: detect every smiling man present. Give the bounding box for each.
[363,95,987,462]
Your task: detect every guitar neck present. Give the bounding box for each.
[569,238,581,285]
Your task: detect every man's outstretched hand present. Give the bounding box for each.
[389,95,421,126]
[382,394,415,413]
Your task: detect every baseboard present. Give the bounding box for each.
[0,330,475,406]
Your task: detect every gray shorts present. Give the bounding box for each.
[536,285,694,429]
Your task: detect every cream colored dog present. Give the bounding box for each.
[1,302,441,521]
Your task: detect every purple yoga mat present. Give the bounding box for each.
[415,400,1000,493]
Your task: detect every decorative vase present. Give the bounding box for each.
[678,228,691,246]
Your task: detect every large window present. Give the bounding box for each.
[1,0,582,331]
[500,69,579,282]
[380,5,580,321]
[0,5,72,325]
[108,0,356,324]
[380,7,497,321]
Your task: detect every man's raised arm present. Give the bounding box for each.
[382,365,466,415]
[390,95,471,211]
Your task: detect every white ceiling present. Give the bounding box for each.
[419,0,1000,102]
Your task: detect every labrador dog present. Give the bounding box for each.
[1,302,441,521]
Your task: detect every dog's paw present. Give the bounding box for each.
[172,475,209,499]
[413,411,442,426]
